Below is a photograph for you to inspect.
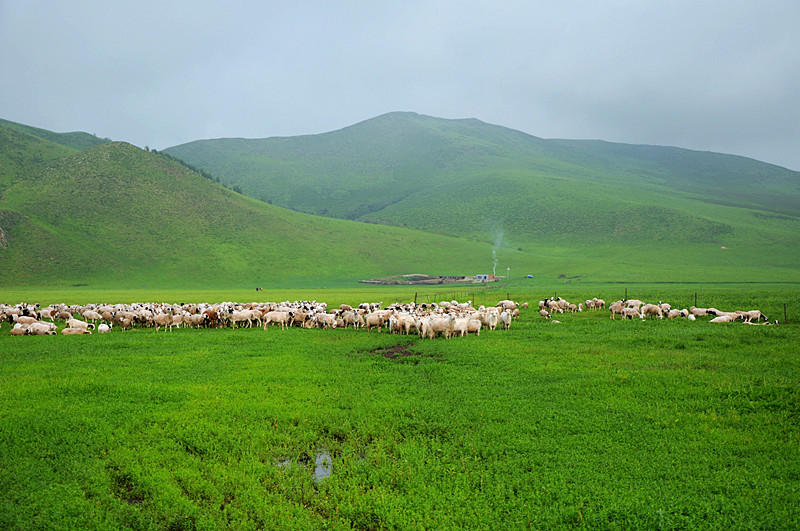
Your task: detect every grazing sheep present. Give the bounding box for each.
[539,309,551,320]
[263,311,292,330]
[186,313,208,329]
[82,310,103,325]
[365,311,391,332]
[314,313,337,329]
[608,301,626,320]
[625,299,644,311]
[621,308,644,320]
[340,311,364,329]
[497,300,517,311]
[742,310,768,323]
[153,311,175,332]
[641,304,664,320]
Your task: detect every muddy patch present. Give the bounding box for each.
[108,463,146,506]
[369,344,417,360]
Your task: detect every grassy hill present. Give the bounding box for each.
[165,112,800,282]
[0,118,110,151]
[0,124,525,288]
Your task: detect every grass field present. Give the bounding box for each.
[2,286,799,529]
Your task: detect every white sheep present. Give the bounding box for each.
[61,327,92,335]
[499,311,512,330]
[641,304,663,319]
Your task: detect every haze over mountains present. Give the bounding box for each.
[2,113,798,286]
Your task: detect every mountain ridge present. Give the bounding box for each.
[0,125,523,287]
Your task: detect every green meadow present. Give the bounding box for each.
[2,285,799,529]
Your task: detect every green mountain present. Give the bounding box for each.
[0,123,522,288]
[0,118,110,151]
[165,112,800,282]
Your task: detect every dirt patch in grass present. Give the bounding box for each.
[108,463,145,506]
[370,344,418,360]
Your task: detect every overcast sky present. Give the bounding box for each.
[2,1,799,170]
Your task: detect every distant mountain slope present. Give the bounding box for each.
[0,118,110,151]
[2,117,798,285]
[0,124,521,288]
[164,112,800,282]
[165,112,799,246]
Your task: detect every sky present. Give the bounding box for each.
[2,1,799,170]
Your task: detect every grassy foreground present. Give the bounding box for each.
[1,287,799,529]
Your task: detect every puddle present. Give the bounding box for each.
[276,450,332,483]
[314,451,332,483]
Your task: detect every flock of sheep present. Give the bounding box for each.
[537,296,774,324]
[0,298,525,339]
[1,294,774,338]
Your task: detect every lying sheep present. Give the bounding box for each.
[710,314,743,323]
[62,327,92,335]
[98,323,113,334]
[28,322,57,335]
[13,315,37,326]
[10,324,28,336]
[66,318,94,331]
[666,309,689,319]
